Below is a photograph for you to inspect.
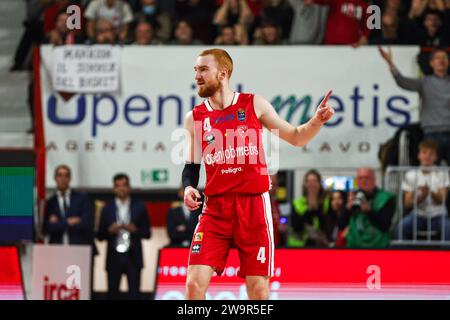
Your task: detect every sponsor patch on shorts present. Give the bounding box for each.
[192,244,201,254]
[194,232,203,242]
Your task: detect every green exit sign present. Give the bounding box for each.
[141,169,169,184]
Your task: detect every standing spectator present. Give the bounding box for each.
[288,0,328,44]
[43,165,95,249]
[305,0,371,47]
[346,168,396,248]
[44,11,84,45]
[175,0,217,44]
[253,20,284,44]
[402,3,450,73]
[214,0,255,44]
[170,19,204,44]
[402,8,450,47]
[379,47,450,165]
[133,21,162,44]
[260,0,294,41]
[214,25,241,44]
[135,0,172,43]
[97,173,151,300]
[166,188,201,247]
[327,190,350,247]
[395,139,450,241]
[10,0,46,71]
[84,0,134,43]
[288,169,330,247]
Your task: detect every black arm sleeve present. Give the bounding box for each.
[367,197,396,232]
[182,162,201,188]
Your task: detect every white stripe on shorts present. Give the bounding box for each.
[261,191,274,277]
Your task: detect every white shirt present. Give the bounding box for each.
[115,197,130,224]
[57,189,71,217]
[56,189,71,245]
[84,0,134,28]
[402,168,450,218]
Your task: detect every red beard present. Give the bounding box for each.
[198,77,221,98]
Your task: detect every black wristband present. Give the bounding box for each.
[182,162,201,189]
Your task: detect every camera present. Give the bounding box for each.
[351,191,366,212]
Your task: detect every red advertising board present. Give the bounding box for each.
[155,248,450,300]
[0,246,25,300]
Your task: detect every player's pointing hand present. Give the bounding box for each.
[312,90,335,125]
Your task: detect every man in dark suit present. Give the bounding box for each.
[167,188,201,247]
[43,165,95,247]
[97,173,151,300]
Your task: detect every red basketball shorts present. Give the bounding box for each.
[188,192,274,278]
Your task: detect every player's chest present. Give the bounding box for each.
[200,107,250,134]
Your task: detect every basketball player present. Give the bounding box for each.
[182,48,334,300]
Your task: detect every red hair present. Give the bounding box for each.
[199,48,233,78]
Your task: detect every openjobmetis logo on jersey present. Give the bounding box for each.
[221,167,243,175]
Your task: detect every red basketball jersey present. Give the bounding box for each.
[192,92,270,196]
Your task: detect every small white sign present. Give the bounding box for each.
[52,45,120,93]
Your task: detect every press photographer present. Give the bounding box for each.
[346,168,396,248]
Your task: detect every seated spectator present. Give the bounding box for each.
[88,18,118,44]
[133,21,162,45]
[379,47,450,165]
[288,0,328,44]
[170,19,203,45]
[288,169,330,248]
[253,20,284,44]
[346,168,396,248]
[305,0,371,47]
[369,11,400,44]
[214,0,255,45]
[260,0,293,41]
[327,190,350,247]
[134,0,172,43]
[395,139,450,241]
[44,10,84,45]
[214,25,241,45]
[166,188,201,247]
[84,0,134,43]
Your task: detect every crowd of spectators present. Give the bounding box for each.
[10,0,450,71]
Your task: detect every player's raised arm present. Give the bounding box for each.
[255,91,335,147]
[182,111,202,210]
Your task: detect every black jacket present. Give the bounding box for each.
[97,198,151,271]
[166,204,200,247]
[43,191,96,249]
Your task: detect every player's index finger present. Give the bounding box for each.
[319,90,333,108]
[320,90,332,106]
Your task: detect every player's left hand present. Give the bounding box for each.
[312,90,335,125]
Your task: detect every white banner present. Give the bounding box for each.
[31,244,91,300]
[52,45,120,93]
[40,46,420,189]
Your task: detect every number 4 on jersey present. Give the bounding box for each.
[203,117,212,132]
[257,247,266,264]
